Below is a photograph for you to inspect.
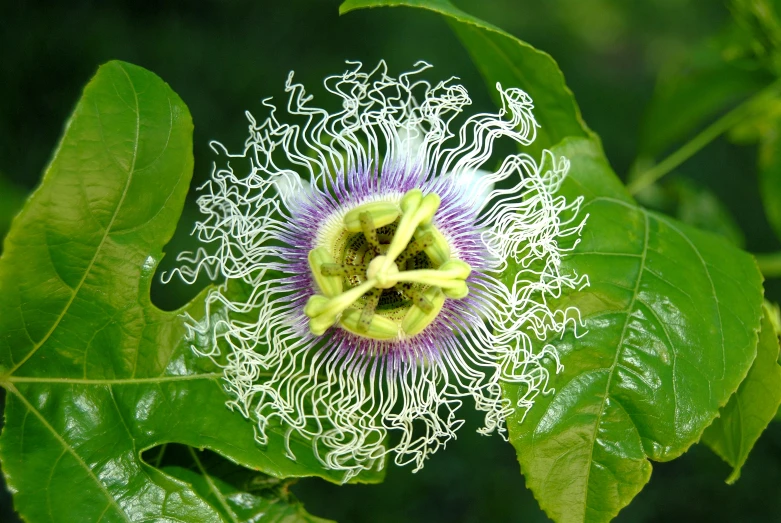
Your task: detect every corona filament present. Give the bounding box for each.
[165,61,588,481]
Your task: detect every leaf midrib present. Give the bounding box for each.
[578,209,650,519]
[6,63,141,378]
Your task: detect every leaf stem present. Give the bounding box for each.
[151,443,168,468]
[188,446,240,523]
[755,251,781,278]
[628,78,781,195]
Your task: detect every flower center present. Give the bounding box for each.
[305,189,471,340]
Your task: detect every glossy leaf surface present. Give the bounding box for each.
[502,138,763,523]
[702,303,781,483]
[0,60,378,523]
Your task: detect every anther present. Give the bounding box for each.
[416,224,451,267]
[443,281,468,299]
[308,248,343,298]
[343,201,400,233]
[340,308,399,340]
[402,287,446,336]
[321,264,345,277]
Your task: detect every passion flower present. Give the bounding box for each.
[166,61,587,481]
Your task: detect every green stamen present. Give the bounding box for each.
[343,201,400,232]
[306,189,471,339]
[396,283,434,314]
[402,287,447,337]
[391,260,471,289]
[308,248,343,297]
[306,279,377,335]
[417,224,451,267]
[340,309,400,340]
[381,190,440,269]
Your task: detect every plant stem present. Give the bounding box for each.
[628,78,781,195]
[755,251,781,278]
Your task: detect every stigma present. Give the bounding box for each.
[304,188,471,340]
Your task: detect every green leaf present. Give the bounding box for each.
[502,137,764,523]
[0,60,380,523]
[340,0,505,32]
[701,303,781,484]
[339,0,592,158]
[635,178,745,248]
[759,118,781,241]
[155,445,332,523]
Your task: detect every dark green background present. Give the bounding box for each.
[2,1,780,521]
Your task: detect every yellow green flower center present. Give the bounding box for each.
[305,189,471,340]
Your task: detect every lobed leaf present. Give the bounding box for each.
[502,137,764,523]
[701,302,781,484]
[0,60,379,523]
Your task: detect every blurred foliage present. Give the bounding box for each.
[3,0,781,522]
